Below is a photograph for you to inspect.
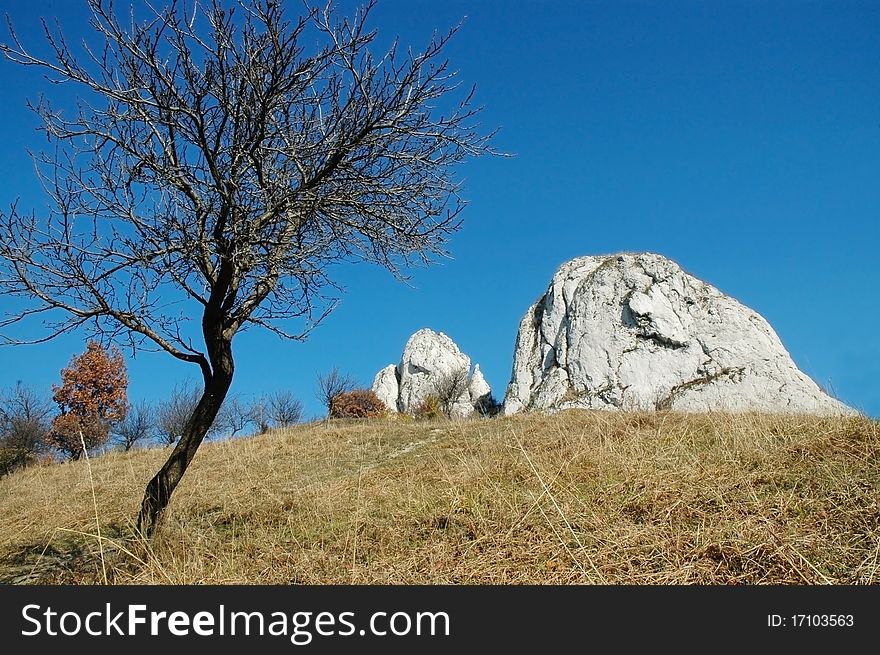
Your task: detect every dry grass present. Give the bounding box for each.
[1,410,878,585]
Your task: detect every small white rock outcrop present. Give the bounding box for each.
[503,252,856,416]
[372,364,400,414]
[372,328,495,417]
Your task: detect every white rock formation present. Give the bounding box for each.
[469,364,492,401]
[503,252,856,416]
[372,364,400,413]
[372,328,494,417]
[468,364,496,415]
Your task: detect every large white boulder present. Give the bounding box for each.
[372,328,494,417]
[503,252,856,416]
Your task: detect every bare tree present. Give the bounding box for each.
[252,390,304,432]
[251,397,270,434]
[156,381,201,446]
[432,367,470,418]
[316,367,357,416]
[267,390,304,428]
[0,0,494,536]
[0,382,53,477]
[215,393,254,439]
[111,400,154,451]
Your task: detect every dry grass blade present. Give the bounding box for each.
[511,431,607,584]
[80,429,107,585]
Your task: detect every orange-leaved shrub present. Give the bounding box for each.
[48,341,128,459]
[329,389,386,419]
[48,413,110,458]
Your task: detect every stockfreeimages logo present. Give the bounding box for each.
[21,603,451,645]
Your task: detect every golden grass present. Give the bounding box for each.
[1,410,877,584]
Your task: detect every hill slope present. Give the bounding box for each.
[1,411,877,584]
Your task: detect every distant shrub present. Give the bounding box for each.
[474,393,502,417]
[252,390,304,432]
[47,412,110,460]
[431,368,470,418]
[316,368,357,416]
[414,395,442,420]
[49,341,128,459]
[156,381,201,446]
[330,389,386,419]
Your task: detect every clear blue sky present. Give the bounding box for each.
[1,0,878,420]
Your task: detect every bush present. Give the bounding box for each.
[50,341,128,459]
[432,368,470,418]
[329,389,386,419]
[111,400,154,451]
[156,382,201,446]
[474,393,502,417]
[47,412,109,460]
[414,395,442,420]
[252,390,304,432]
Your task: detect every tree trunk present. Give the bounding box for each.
[137,337,234,538]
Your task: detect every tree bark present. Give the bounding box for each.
[137,336,234,538]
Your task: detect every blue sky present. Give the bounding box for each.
[1,0,878,420]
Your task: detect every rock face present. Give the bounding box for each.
[372,328,494,417]
[503,253,855,416]
[469,365,491,401]
[372,364,400,414]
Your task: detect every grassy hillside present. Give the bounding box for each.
[1,410,878,584]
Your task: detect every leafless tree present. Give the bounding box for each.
[111,400,154,451]
[0,382,53,477]
[0,0,494,536]
[252,390,304,432]
[268,390,304,428]
[156,380,215,446]
[215,393,254,438]
[432,367,470,418]
[316,367,357,416]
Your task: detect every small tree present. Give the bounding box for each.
[48,341,127,460]
[0,382,53,477]
[432,367,471,418]
[215,394,254,439]
[156,382,201,446]
[267,390,304,428]
[316,368,357,416]
[252,390,304,432]
[111,400,154,451]
[49,413,111,460]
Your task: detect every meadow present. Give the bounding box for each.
[1,410,877,585]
